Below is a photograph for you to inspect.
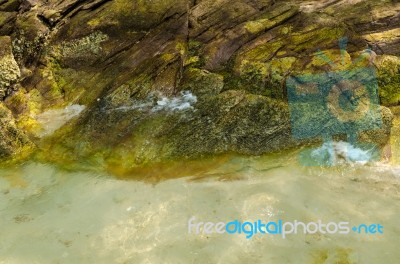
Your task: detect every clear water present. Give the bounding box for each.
[1,146,400,263]
[0,107,399,263]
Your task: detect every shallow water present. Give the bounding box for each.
[0,146,400,263]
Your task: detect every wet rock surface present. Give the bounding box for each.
[0,36,20,99]
[0,0,398,164]
[0,102,33,158]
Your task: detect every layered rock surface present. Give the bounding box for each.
[0,0,398,166]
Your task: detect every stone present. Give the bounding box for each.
[0,0,398,165]
[0,36,20,99]
[180,68,224,98]
[0,103,34,159]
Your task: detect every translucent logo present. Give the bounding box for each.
[188,217,384,239]
[286,38,382,166]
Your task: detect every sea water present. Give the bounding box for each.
[0,105,399,263]
[0,148,399,263]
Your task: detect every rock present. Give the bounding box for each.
[0,0,398,164]
[0,0,20,12]
[161,90,296,158]
[359,106,393,147]
[0,36,20,99]
[180,68,224,98]
[13,11,49,65]
[364,28,400,55]
[43,89,297,168]
[0,11,17,35]
[0,103,34,159]
[376,55,400,106]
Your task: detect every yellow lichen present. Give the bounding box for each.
[364,28,400,42]
[244,19,275,34]
[184,56,200,66]
[87,19,101,28]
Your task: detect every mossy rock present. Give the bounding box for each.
[1,0,399,166]
[0,36,20,99]
[376,55,400,106]
[0,103,34,160]
[158,90,296,158]
[0,0,20,12]
[0,11,17,35]
[180,68,224,97]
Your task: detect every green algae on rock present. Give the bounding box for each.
[0,36,20,99]
[376,55,400,106]
[0,0,398,165]
[0,103,34,160]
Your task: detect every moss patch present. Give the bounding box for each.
[376,55,400,106]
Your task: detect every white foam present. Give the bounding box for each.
[152,91,197,112]
[35,104,86,137]
[311,141,374,165]
[106,91,197,113]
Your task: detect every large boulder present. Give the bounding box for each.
[0,0,398,164]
